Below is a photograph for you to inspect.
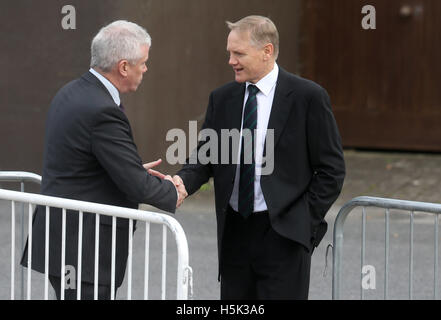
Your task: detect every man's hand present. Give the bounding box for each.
[164,175,188,208]
[172,175,187,208]
[172,175,184,187]
[143,159,166,179]
[143,160,187,207]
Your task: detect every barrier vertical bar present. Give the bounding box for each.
[11,201,15,300]
[409,211,414,300]
[361,207,366,300]
[127,219,133,300]
[27,203,32,300]
[111,216,116,300]
[20,182,25,300]
[94,214,100,300]
[435,214,439,300]
[44,206,50,300]
[161,225,167,300]
[61,208,66,300]
[384,208,390,300]
[332,201,347,300]
[77,211,83,300]
[144,222,150,300]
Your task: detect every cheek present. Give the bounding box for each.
[240,58,254,71]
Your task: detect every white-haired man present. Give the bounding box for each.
[21,20,187,300]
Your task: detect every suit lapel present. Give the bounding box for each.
[224,83,245,166]
[266,67,294,149]
[225,82,246,131]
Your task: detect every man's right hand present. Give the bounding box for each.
[165,175,187,208]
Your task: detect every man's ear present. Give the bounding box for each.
[117,60,129,77]
[263,43,274,61]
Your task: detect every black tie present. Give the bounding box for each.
[238,85,259,219]
[119,103,125,112]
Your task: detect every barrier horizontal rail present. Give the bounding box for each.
[0,171,42,184]
[333,196,441,300]
[0,187,192,300]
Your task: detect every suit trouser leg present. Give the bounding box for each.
[49,275,114,300]
[220,208,312,300]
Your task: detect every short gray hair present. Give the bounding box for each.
[90,20,151,72]
[227,15,279,60]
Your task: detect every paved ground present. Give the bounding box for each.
[169,149,441,300]
[1,150,441,300]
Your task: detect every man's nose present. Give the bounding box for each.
[229,56,237,66]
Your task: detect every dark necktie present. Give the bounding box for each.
[238,84,259,219]
[119,103,125,112]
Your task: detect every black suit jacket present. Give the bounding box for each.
[178,67,345,270]
[22,71,177,287]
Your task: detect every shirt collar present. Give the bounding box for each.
[246,63,279,97]
[89,68,121,106]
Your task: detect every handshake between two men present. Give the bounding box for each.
[143,159,187,208]
[22,17,345,301]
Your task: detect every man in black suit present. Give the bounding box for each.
[173,16,345,299]
[21,20,187,300]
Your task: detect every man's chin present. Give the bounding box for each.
[129,84,141,92]
[234,76,246,83]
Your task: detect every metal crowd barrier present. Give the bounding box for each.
[333,196,441,300]
[0,171,193,300]
[0,171,42,300]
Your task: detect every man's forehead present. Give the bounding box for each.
[227,30,251,50]
[141,44,150,57]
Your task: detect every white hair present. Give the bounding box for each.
[90,20,151,72]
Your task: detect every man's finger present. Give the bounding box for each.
[143,159,162,170]
[173,177,181,186]
[148,168,166,179]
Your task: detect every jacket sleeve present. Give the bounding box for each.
[177,92,215,195]
[305,87,346,228]
[90,107,177,213]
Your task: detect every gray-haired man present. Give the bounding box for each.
[21,20,187,300]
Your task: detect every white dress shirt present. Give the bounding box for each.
[89,68,121,106]
[229,63,279,212]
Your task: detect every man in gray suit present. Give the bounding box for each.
[22,20,187,300]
